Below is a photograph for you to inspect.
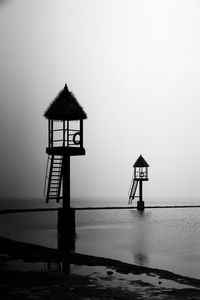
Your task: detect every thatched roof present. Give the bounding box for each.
[133,155,149,167]
[44,84,87,121]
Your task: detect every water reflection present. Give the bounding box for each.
[129,210,151,266]
[44,228,76,273]
[47,209,152,272]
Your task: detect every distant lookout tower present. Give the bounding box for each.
[44,84,87,208]
[128,155,149,211]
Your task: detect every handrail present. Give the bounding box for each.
[43,155,51,197]
[56,157,63,203]
[52,128,78,132]
[44,155,63,203]
[50,129,80,147]
[128,173,135,198]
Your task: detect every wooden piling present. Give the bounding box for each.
[137,181,144,210]
[57,208,75,251]
[62,155,70,209]
[137,200,144,211]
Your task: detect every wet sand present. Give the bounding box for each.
[0,236,200,299]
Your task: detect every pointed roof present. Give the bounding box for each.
[44,84,87,121]
[133,155,149,167]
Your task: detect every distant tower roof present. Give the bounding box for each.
[133,155,149,167]
[44,84,87,121]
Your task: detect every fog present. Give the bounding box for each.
[1,0,200,201]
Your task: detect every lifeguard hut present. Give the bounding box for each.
[44,84,87,206]
[128,155,149,210]
[44,84,87,237]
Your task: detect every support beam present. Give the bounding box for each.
[57,208,75,249]
[62,155,70,209]
[137,181,144,211]
[80,119,83,148]
[139,180,143,202]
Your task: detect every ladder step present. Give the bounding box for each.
[128,179,138,204]
[44,154,63,203]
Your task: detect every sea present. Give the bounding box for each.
[0,197,200,280]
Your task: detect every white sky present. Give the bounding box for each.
[1,0,200,201]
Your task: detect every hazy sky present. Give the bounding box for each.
[1,0,200,201]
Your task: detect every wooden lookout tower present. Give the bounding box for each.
[44,84,87,208]
[128,155,149,210]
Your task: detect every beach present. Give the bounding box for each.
[1,198,200,298]
[1,236,200,299]
[1,198,200,279]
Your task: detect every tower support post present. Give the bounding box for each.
[58,154,76,251]
[57,208,75,250]
[62,155,70,209]
[137,180,144,211]
[139,180,143,202]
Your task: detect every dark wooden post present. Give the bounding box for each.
[137,181,144,211]
[80,119,83,148]
[63,121,65,147]
[48,119,50,148]
[62,155,70,209]
[58,154,75,240]
[139,180,143,202]
[67,121,69,147]
[57,207,75,255]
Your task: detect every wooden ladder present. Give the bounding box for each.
[128,179,138,205]
[44,155,63,203]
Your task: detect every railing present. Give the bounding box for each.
[49,129,81,147]
[135,172,148,179]
[128,173,135,198]
[43,155,51,197]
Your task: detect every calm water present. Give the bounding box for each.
[0,197,200,279]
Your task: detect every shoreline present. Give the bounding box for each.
[1,236,200,299]
[1,204,200,214]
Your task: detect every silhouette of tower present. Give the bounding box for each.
[44,84,87,241]
[44,84,87,207]
[128,155,149,210]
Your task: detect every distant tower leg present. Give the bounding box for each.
[139,180,142,202]
[137,181,144,211]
